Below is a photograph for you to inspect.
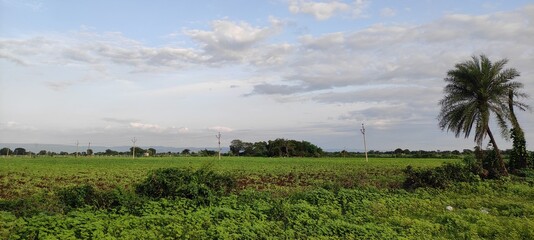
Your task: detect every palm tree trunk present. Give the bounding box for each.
[508,90,524,130]
[486,127,508,176]
[509,90,527,169]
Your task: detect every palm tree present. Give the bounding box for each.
[438,54,527,177]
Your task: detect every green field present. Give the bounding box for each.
[1,156,534,239]
[0,157,453,199]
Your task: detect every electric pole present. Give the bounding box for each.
[76,140,79,158]
[216,132,221,160]
[131,137,137,159]
[360,123,368,162]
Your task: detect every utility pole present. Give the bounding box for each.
[215,132,221,160]
[76,140,79,158]
[360,123,368,162]
[131,137,137,159]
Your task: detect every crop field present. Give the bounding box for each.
[1,156,534,239]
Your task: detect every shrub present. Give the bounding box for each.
[403,163,479,189]
[57,185,97,210]
[135,167,236,205]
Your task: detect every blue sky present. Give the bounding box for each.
[1,0,533,151]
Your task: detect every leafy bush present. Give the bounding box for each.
[57,185,97,209]
[403,163,479,189]
[135,167,236,205]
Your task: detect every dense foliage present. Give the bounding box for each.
[403,163,479,189]
[230,138,323,157]
[136,167,236,205]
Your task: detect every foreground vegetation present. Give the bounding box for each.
[1,156,534,239]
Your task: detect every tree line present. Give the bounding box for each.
[229,138,323,157]
[1,144,532,159]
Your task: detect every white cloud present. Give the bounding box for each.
[0,33,202,73]
[129,122,164,132]
[288,0,350,20]
[176,127,189,133]
[380,7,396,17]
[288,0,368,20]
[0,121,36,131]
[2,0,44,11]
[208,126,233,133]
[185,19,286,65]
[252,4,534,96]
[0,18,288,83]
[125,122,190,135]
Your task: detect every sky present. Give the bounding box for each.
[1,0,533,151]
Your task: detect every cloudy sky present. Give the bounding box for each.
[1,0,533,151]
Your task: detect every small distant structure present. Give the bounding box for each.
[144,152,150,157]
[216,132,222,160]
[131,137,137,159]
[360,123,368,162]
[76,140,79,158]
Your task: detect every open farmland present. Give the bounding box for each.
[0,157,452,200]
[1,156,534,239]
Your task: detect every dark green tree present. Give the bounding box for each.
[130,147,145,157]
[104,149,118,155]
[229,139,244,156]
[438,55,527,177]
[181,149,191,155]
[0,147,13,156]
[252,141,268,156]
[13,148,26,155]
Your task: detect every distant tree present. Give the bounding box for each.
[403,149,411,155]
[104,149,119,156]
[86,149,93,156]
[181,149,191,155]
[394,148,403,155]
[229,139,244,156]
[59,151,69,156]
[199,149,216,156]
[38,150,47,156]
[252,141,268,157]
[242,142,254,156]
[0,148,13,156]
[13,148,26,156]
[130,147,145,157]
[147,148,156,156]
[268,139,286,157]
[438,55,528,177]
[462,149,473,155]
